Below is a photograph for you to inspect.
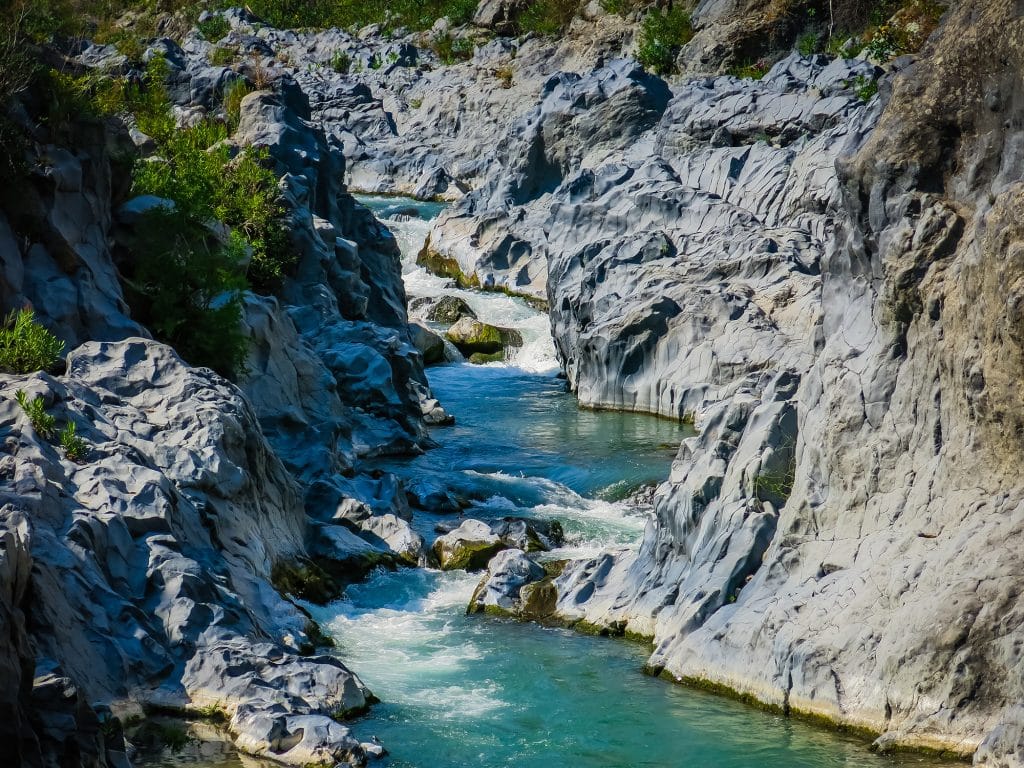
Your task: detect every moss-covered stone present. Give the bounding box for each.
[445,316,522,355]
[298,619,335,655]
[417,239,480,288]
[417,238,549,311]
[426,295,477,324]
[433,537,505,571]
[272,552,398,605]
[271,558,343,604]
[469,350,505,364]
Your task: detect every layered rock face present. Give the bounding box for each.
[460,2,1024,762]
[286,0,1024,761]
[2,343,371,766]
[0,22,449,767]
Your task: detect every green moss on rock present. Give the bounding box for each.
[271,558,343,605]
[469,350,505,364]
[433,538,505,571]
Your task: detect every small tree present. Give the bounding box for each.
[0,309,64,374]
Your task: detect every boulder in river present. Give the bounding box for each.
[492,517,565,552]
[408,321,446,365]
[445,317,523,357]
[432,519,505,571]
[468,549,545,614]
[353,513,426,566]
[426,295,478,324]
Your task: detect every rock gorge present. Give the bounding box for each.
[2,0,1024,766]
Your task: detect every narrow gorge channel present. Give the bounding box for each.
[8,3,1024,767]
[154,199,955,768]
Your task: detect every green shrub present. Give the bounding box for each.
[39,69,101,139]
[863,0,944,61]
[431,33,474,65]
[15,390,56,439]
[209,45,237,66]
[124,209,249,377]
[636,7,693,75]
[216,148,292,291]
[198,14,230,41]
[330,50,351,74]
[797,32,818,56]
[222,77,252,129]
[853,73,878,101]
[59,420,88,462]
[91,56,175,143]
[599,0,632,14]
[243,0,478,32]
[729,59,772,80]
[0,309,64,374]
[131,114,290,293]
[519,0,579,36]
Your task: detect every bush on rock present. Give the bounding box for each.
[636,6,693,75]
[0,309,64,374]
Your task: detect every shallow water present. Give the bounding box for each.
[147,197,956,768]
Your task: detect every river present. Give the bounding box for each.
[147,196,954,768]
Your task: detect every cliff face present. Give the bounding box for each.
[0,29,445,767]
[548,1,1024,760]
[7,0,1024,765]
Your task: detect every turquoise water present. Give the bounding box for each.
[318,569,949,768]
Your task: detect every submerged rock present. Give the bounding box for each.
[432,519,505,571]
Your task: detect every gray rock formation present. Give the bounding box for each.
[413,2,1024,763]
[0,341,370,766]
[408,321,446,365]
[411,294,477,324]
[0,25,458,765]
[490,517,564,552]
[467,549,545,614]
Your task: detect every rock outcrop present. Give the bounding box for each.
[432,519,505,571]
[0,342,370,766]
[467,549,545,614]
[0,20,455,765]
[11,1,1024,765]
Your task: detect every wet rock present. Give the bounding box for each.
[352,514,425,566]
[408,321,446,365]
[422,295,478,324]
[405,478,465,513]
[432,519,505,571]
[445,317,523,356]
[308,524,401,592]
[468,549,545,614]
[492,517,564,552]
